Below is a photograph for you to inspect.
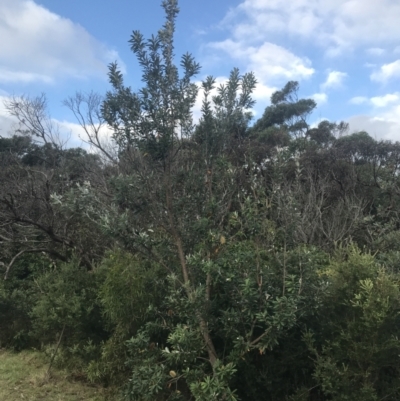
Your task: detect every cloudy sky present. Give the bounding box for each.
[1,0,400,144]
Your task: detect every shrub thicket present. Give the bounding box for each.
[2,1,400,400]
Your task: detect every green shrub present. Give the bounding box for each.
[0,255,48,349]
[87,250,166,384]
[30,258,107,372]
[305,247,400,400]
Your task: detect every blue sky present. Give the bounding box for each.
[1,0,400,146]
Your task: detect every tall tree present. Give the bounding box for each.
[95,1,302,399]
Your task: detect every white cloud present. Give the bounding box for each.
[321,71,347,90]
[366,48,385,56]
[0,69,53,84]
[221,0,400,56]
[350,96,368,105]
[56,119,116,150]
[370,60,400,82]
[347,93,400,141]
[209,40,314,85]
[252,82,276,103]
[349,93,400,108]
[370,93,400,108]
[0,95,18,137]
[0,0,123,84]
[249,43,314,83]
[311,93,328,105]
[347,115,400,142]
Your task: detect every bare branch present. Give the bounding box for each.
[64,92,118,163]
[4,94,69,149]
[3,248,68,280]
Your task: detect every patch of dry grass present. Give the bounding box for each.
[0,349,118,401]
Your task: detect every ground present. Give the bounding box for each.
[0,349,117,401]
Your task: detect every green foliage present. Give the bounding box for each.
[5,1,400,400]
[251,80,316,138]
[102,0,199,160]
[124,331,170,401]
[194,68,257,166]
[30,259,107,371]
[99,251,161,327]
[305,247,400,400]
[31,259,103,340]
[87,251,166,384]
[189,362,238,401]
[0,255,49,349]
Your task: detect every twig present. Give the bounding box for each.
[47,323,66,377]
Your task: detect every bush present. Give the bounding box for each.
[87,250,167,384]
[30,258,107,373]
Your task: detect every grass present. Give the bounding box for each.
[0,349,118,401]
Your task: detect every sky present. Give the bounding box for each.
[1,0,400,146]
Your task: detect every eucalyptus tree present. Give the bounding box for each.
[251,81,316,141]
